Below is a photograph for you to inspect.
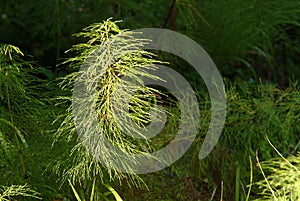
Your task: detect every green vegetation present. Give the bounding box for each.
[0,184,40,200]
[0,0,299,200]
[254,139,300,201]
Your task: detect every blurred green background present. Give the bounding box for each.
[1,0,299,83]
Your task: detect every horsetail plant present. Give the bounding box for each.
[254,139,300,201]
[0,184,40,201]
[0,44,31,180]
[53,18,169,197]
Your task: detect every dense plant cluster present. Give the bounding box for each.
[254,144,300,201]
[0,0,299,200]
[53,19,166,187]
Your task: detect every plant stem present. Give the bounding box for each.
[5,84,26,177]
[163,0,176,29]
[235,163,240,201]
[55,0,61,74]
[245,156,253,201]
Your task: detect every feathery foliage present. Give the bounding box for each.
[0,44,34,183]
[0,44,61,199]
[0,184,40,201]
[53,19,168,193]
[255,149,300,201]
[0,0,299,199]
